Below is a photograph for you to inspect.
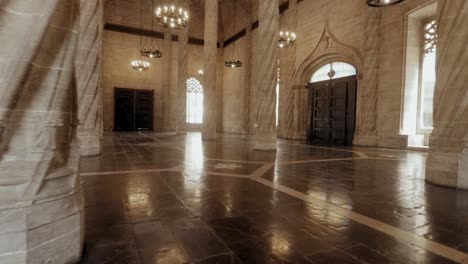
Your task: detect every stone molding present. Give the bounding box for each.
[293,24,363,87]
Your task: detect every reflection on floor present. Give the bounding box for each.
[79,132,468,264]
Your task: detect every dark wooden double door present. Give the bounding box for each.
[114,88,154,131]
[307,76,357,146]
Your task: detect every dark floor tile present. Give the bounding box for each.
[228,235,312,264]
[169,218,231,262]
[344,244,393,264]
[80,224,138,264]
[189,253,243,264]
[307,249,363,264]
[133,220,190,264]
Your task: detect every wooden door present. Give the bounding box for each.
[114,88,154,131]
[135,90,154,130]
[114,88,135,131]
[307,76,357,146]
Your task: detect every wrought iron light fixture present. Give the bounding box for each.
[367,0,405,7]
[132,0,150,71]
[224,0,243,68]
[278,13,296,48]
[155,0,189,29]
[141,0,163,58]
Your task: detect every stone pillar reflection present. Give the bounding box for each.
[176,25,189,135]
[0,1,84,263]
[160,30,172,131]
[278,0,297,139]
[354,7,381,146]
[242,23,253,134]
[202,0,218,139]
[254,0,279,150]
[77,0,104,156]
[426,0,468,189]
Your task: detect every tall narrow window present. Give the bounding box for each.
[419,19,437,131]
[186,77,203,124]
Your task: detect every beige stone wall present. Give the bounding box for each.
[221,0,436,149]
[101,29,204,131]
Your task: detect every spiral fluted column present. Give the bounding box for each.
[353,7,381,146]
[254,0,279,150]
[426,0,468,189]
[160,30,173,131]
[202,0,218,140]
[176,24,189,135]
[242,23,253,135]
[278,0,297,139]
[0,1,84,262]
[77,0,104,156]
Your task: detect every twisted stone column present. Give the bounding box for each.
[0,1,84,263]
[426,0,468,189]
[77,0,104,156]
[202,0,218,139]
[242,23,253,135]
[176,24,189,135]
[354,7,381,146]
[254,0,279,150]
[278,0,297,139]
[161,30,173,131]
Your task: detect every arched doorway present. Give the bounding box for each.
[307,62,357,146]
[186,77,203,127]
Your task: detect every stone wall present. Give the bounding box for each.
[102,29,204,131]
[221,0,438,149]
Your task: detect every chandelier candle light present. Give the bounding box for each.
[141,0,163,58]
[224,0,243,68]
[131,0,150,71]
[155,0,189,29]
[278,13,296,48]
[132,60,150,71]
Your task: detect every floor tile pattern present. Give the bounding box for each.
[79,132,468,264]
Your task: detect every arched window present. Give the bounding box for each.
[186,77,203,124]
[310,62,357,83]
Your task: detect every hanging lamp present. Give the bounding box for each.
[131,0,150,71]
[278,12,296,48]
[367,0,405,7]
[155,0,189,29]
[141,0,163,58]
[224,0,243,68]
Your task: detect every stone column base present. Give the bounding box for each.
[254,135,277,151]
[426,151,468,190]
[78,133,102,157]
[0,189,85,264]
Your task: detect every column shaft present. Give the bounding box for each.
[160,30,172,131]
[77,0,104,156]
[0,1,84,262]
[255,0,279,150]
[426,0,468,189]
[176,26,189,135]
[354,7,381,146]
[278,0,297,139]
[242,24,253,134]
[202,0,218,139]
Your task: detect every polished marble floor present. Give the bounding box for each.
[79,132,468,264]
